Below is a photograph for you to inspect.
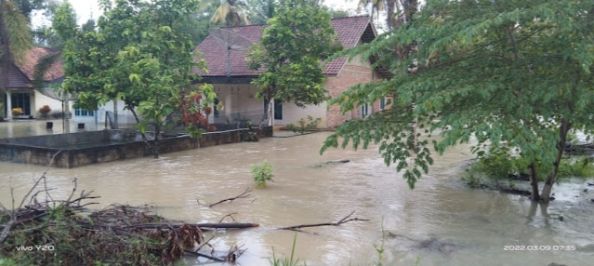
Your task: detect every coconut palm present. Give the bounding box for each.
[211,0,250,26]
[0,0,32,65]
[0,0,33,101]
[358,0,417,29]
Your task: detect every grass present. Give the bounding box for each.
[269,234,304,266]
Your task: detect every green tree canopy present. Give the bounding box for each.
[248,0,339,124]
[323,0,594,202]
[63,0,214,158]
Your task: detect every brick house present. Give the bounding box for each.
[196,15,386,129]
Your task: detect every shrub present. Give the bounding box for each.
[251,161,273,188]
[11,107,23,116]
[39,105,51,115]
[286,116,321,134]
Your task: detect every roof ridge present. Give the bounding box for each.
[218,15,371,29]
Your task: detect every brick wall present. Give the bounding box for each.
[325,58,376,128]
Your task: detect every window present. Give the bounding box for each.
[361,104,369,117]
[380,97,386,110]
[75,108,95,117]
[11,93,31,115]
[274,100,283,120]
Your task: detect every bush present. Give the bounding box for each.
[463,147,594,188]
[11,108,23,116]
[38,105,51,116]
[286,116,321,134]
[251,161,273,188]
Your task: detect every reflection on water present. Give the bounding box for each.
[0,120,104,139]
[0,133,593,265]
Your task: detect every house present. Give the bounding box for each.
[195,15,386,129]
[0,47,134,126]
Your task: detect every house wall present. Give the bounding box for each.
[325,55,377,128]
[273,101,328,128]
[213,84,266,125]
[34,91,64,116]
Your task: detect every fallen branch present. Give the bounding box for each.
[277,211,368,231]
[125,222,260,230]
[209,188,252,208]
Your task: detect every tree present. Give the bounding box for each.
[323,0,594,202]
[358,0,418,29]
[0,0,32,67]
[245,0,277,24]
[247,0,339,126]
[63,0,215,158]
[211,0,250,26]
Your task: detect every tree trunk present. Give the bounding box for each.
[264,97,273,127]
[540,119,571,202]
[528,163,540,201]
[0,0,11,91]
[128,104,157,158]
[153,122,160,159]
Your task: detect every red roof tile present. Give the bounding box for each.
[16,47,64,82]
[195,15,374,78]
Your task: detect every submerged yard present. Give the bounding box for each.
[0,133,592,265]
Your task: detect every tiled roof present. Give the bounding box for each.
[195,15,374,78]
[0,47,64,89]
[17,47,64,82]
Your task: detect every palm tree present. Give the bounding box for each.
[358,0,418,30]
[0,0,32,67]
[1,0,33,119]
[211,0,250,27]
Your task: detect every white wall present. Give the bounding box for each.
[213,84,266,124]
[273,101,328,128]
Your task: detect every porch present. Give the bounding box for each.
[0,89,35,120]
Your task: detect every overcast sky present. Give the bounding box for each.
[39,0,362,26]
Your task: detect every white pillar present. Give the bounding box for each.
[6,91,12,120]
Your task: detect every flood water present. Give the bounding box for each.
[1,132,593,265]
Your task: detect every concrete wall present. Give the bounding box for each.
[273,101,328,128]
[0,127,272,168]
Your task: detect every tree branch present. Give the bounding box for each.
[209,187,251,208]
[277,211,369,231]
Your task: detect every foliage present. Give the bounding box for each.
[286,116,321,134]
[0,0,32,67]
[62,0,215,157]
[248,0,339,124]
[246,0,277,24]
[323,0,594,202]
[251,161,273,188]
[211,0,250,26]
[269,234,304,266]
[38,105,51,115]
[10,107,22,116]
[464,150,594,188]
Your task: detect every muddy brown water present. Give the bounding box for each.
[1,133,593,265]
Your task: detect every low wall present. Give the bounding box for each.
[0,127,272,168]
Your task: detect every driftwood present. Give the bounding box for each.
[0,172,254,264]
[209,188,252,207]
[278,211,368,231]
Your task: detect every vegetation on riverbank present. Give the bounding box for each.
[0,175,248,265]
[463,147,594,192]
